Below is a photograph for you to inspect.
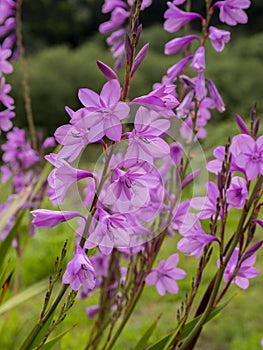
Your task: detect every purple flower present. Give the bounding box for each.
[231,134,263,180]
[145,254,186,296]
[177,219,218,258]
[101,163,151,213]
[191,46,206,72]
[207,79,225,112]
[102,0,127,13]
[176,90,194,119]
[62,245,96,292]
[223,247,258,289]
[191,181,220,219]
[86,305,100,318]
[0,46,13,75]
[85,207,132,255]
[2,127,38,168]
[0,108,14,131]
[0,0,16,24]
[99,7,129,34]
[165,35,199,55]
[170,142,183,164]
[0,76,14,108]
[131,84,179,117]
[208,26,231,52]
[31,209,85,228]
[170,201,191,232]
[55,121,89,162]
[226,176,248,209]
[195,71,207,102]
[45,153,94,204]
[214,0,251,26]
[166,55,193,82]
[125,107,170,164]
[164,2,202,33]
[78,79,129,142]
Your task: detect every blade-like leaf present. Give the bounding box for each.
[32,325,77,350]
[0,279,47,315]
[134,314,162,350]
[146,301,229,350]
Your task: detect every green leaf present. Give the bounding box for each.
[146,301,229,350]
[0,279,47,315]
[32,324,77,350]
[134,314,162,350]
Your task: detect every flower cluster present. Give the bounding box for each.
[0,0,17,132]
[25,1,263,349]
[99,0,152,70]
[157,0,250,141]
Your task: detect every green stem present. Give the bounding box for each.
[19,284,69,350]
[16,0,37,150]
[178,175,263,350]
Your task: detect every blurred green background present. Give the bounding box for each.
[9,0,263,134]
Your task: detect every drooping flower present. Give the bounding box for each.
[62,245,96,292]
[230,134,263,180]
[165,35,199,55]
[99,7,130,34]
[207,79,225,112]
[191,181,220,219]
[31,209,85,228]
[222,247,258,289]
[164,2,202,33]
[0,76,14,108]
[208,26,231,52]
[214,0,251,26]
[145,254,186,296]
[177,219,218,258]
[0,108,14,131]
[166,55,193,82]
[45,153,94,204]
[226,176,248,209]
[0,45,13,75]
[191,46,206,72]
[131,84,179,117]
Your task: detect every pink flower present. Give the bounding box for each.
[209,26,231,52]
[146,254,186,296]
[0,108,14,131]
[226,176,248,209]
[191,46,206,72]
[99,7,129,34]
[78,79,129,142]
[231,134,263,180]
[62,246,96,292]
[0,46,13,75]
[223,247,258,289]
[177,219,218,258]
[165,35,199,55]
[125,107,170,164]
[0,76,14,108]
[31,209,85,228]
[45,153,94,204]
[164,2,202,33]
[214,0,251,26]
[131,84,179,117]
